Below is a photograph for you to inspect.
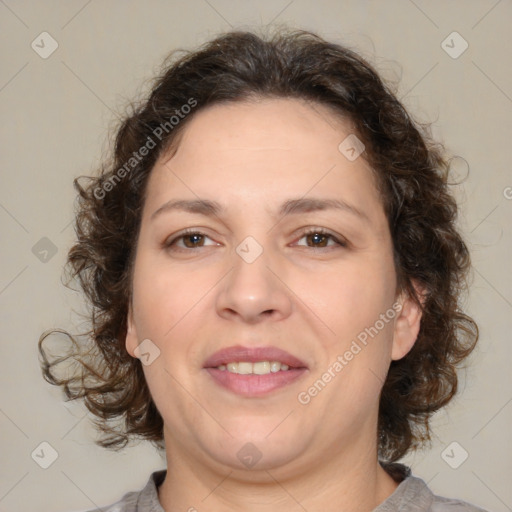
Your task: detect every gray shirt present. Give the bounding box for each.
[89,464,489,512]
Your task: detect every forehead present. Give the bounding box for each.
[173,97,352,157]
[144,97,384,223]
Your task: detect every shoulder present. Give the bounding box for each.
[83,470,166,512]
[430,492,489,512]
[376,463,489,512]
[401,475,489,512]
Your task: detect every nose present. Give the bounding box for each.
[215,244,293,324]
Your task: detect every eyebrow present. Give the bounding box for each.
[150,197,370,223]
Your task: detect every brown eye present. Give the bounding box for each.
[181,233,205,248]
[164,230,218,251]
[305,232,329,247]
[295,228,347,249]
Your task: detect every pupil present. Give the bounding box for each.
[310,233,326,246]
[186,234,202,247]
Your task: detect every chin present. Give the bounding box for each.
[200,429,307,473]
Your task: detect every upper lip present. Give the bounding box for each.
[203,345,308,369]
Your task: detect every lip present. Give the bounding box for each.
[205,367,308,397]
[203,345,308,369]
[203,345,308,398]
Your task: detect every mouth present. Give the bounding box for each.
[203,345,308,371]
[203,345,308,397]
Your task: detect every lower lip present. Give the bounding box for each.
[205,368,308,397]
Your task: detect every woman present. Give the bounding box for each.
[39,28,486,511]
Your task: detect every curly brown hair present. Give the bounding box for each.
[38,27,478,462]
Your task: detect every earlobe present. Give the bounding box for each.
[391,282,425,361]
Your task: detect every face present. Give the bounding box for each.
[126,97,421,477]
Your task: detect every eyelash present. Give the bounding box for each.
[163,227,347,252]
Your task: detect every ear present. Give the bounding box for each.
[125,301,139,358]
[391,281,425,361]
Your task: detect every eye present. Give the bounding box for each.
[164,229,219,251]
[294,228,347,249]
[163,227,347,252]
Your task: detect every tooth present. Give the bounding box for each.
[270,361,281,373]
[253,361,270,375]
[227,362,238,373]
[220,361,291,374]
[237,362,253,374]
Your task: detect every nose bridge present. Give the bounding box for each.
[215,234,292,322]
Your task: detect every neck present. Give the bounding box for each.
[157,432,399,512]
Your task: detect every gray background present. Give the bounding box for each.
[1,1,511,511]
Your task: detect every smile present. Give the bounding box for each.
[216,361,290,374]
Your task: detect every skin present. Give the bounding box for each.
[125,97,423,512]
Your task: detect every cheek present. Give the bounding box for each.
[293,255,397,343]
[131,252,211,339]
